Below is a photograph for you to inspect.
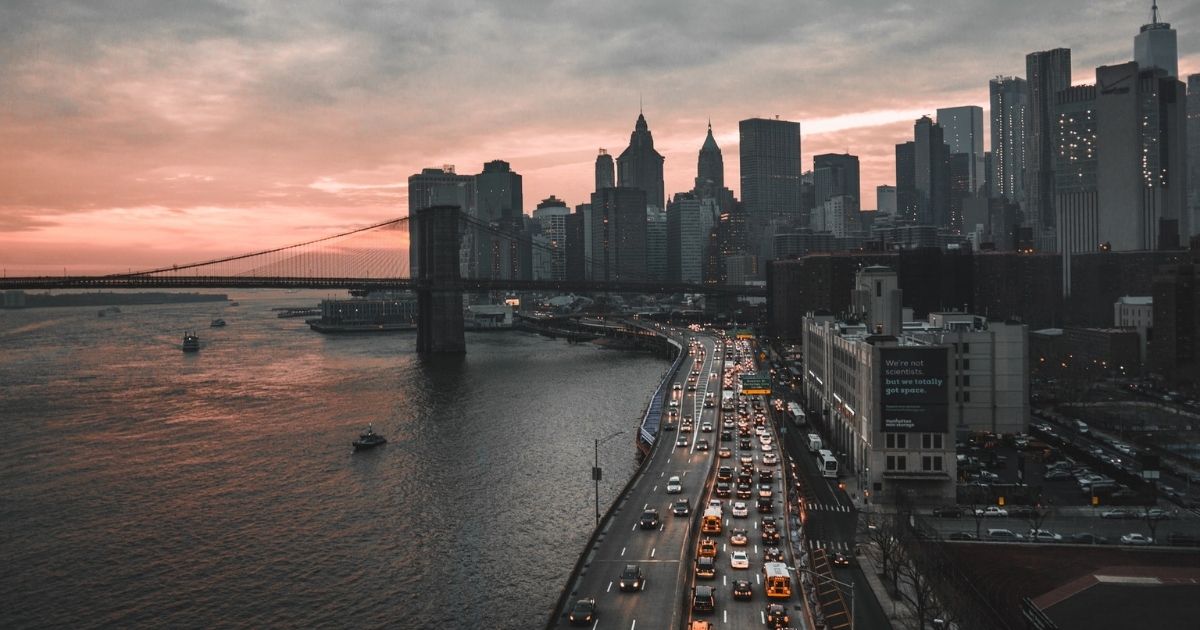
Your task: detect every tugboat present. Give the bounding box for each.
[210,318,226,328]
[182,331,200,352]
[352,424,387,451]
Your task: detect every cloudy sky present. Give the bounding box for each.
[1,0,1196,273]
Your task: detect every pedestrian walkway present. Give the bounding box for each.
[804,502,853,512]
[856,539,919,629]
[805,538,855,553]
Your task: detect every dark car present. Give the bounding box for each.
[696,439,710,452]
[932,506,963,518]
[759,469,774,482]
[639,509,660,529]
[763,546,784,562]
[717,466,734,482]
[568,598,596,626]
[732,579,753,600]
[761,526,781,544]
[716,482,732,498]
[1069,532,1108,545]
[618,563,644,592]
[721,431,734,442]
[662,421,677,431]
[695,555,716,578]
[672,499,691,516]
[692,585,716,613]
[831,552,850,566]
[736,483,753,499]
[948,531,978,541]
[1007,506,1037,518]
[766,603,790,628]
[757,497,774,513]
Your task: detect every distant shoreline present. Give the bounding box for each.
[1,291,228,309]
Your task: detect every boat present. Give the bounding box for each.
[210,318,226,328]
[229,302,240,307]
[182,331,200,352]
[352,424,387,451]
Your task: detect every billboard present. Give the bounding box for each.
[880,347,949,433]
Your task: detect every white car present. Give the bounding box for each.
[732,501,748,517]
[761,443,774,452]
[762,453,778,465]
[729,550,750,569]
[666,476,683,494]
[975,506,1009,518]
[1120,533,1153,545]
[701,422,713,433]
[1027,529,1062,542]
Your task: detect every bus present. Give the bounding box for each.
[764,562,792,599]
[701,506,723,534]
[807,434,822,453]
[787,402,806,427]
[820,452,839,479]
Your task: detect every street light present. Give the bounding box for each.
[593,430,625,526]
[795,566,855,630]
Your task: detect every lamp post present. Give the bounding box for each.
[594,430,625,526]
[796,567,855,630]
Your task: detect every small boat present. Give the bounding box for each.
[210,318,226,328]
[182,331,200,352]
[229,302,240,307]
[352,424,387,451]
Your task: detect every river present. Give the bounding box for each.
[0,291,666,629]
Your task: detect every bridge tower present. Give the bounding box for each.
[414,205,466,354]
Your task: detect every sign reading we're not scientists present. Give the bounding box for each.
[880,347,949,433]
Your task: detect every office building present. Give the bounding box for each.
[617,113,665,209]
[565,211,586,282]
[740,117,802,258]
[667,192,708,284]
[876,185,897,215]
[1135,1,1178,79]
[812,195,859,237]
[590,187,647,282]
[532,196,571,281]
[895,142,917,222]
[990,76,1028,203]
[813,153,861,210]
[474,160,525,280]
[646,206,667,281]
[936,106,985,195]
[1114,296,1154,365]
[408,166,475,279]
[695,123,724,196]
[1026,48,1072,235]
[1188,75,1199,237]
[595,149,615,191]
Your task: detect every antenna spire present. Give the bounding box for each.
[1152,0,1159,24]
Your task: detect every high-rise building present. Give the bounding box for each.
[913,116,951,227]
[1134,1,1178,79]
[532,196,571,281]
[565,211,586,282]
[667,193,707,284]
[876,185,897,215]
[474,160,525,280]
[895,142,916,222]
[740,117,802,258]
[990,76,1028,203]
[617,113,665,209]
[408,166,475,279]
[936,106,985,195]
[590,187,648,281]
[1053,84,1098,294]
[1189,75,1200,236]
[646,206,667,281]
[813,153,861,211]
[696,122,724,195]
[595,149,615,192]
[948,153,972,232]
[475,160,522,225]
[1026,48,1072,235]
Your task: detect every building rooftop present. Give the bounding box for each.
[1116,296,1153,305]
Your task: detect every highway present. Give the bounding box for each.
[550,332,721,629]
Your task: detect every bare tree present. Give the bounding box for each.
[897,549,940,629]
[860,511,904,593]
[969,502,987,540]
[1027,503,1055,541]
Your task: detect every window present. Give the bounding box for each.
[934,456,943,471]
[886,455,906,471]
[922,456,944,471]
[962,358,970,370]
[934,434,943,449]
[921,433,943,449]
[961,343,970,354]
[962,375,971,387]
[886,455,895,470]
[963,391,971,402]
[885,434,907,449]
[876,281,882,297]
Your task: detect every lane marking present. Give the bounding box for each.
[607,581,612,593]
[621,546,626,556]
[630,621,636,630]
[630,523,636,532]
[651,547,657,557]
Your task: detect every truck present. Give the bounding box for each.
[807,434,822,453]
[787,402,806,427]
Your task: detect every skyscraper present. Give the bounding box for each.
[590,187,648,281]
[696,122,724,195]
[1053,84,1098,294]
[876,185,897,215]
[990,76,1028,203]
[475,160,525,280]
[532,196,571,281]
[475,160,522,225]
[740,117,802,259]
[1134,1,1178,79]
[813,153,861,211]
[595,149,614,192]
[1026,48,1072,235]
[913,116,950,227]
[616,113,665,209]
[408,166,475,279]
[895,142,916,222]
[1188,74,1200,236]
[667,192,706,283]
[936,106,985,195]
[646,206,667,281]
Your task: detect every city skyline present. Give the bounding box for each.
[1,0,1198,273]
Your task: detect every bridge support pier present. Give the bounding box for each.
[414,205,466,354]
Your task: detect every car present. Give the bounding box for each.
[763,545,783,561]
[757,497,774,513]
[739,439,753,450]
[672,499,691,516]
[730,528,749,546]
[1102,508,1137,519]
[723,418,735,429]
[1069,532,1108,545]
[680,422,693,434]
[698,537,717,557]
[618,564,645,591]
[739,455,754,466]
[1146,508,1171,520]
[731,501,748,517]
[695,555,716,578]
[759,468,774,482]
[701,422,713,433]
[766,603,790,628]
[1120,533,1154,545]
[716,481,732,498]
[975,506,1009,518]
[639,509,660,529]
[718,446,733,458]
[696,439,710,452]
[730,550,750,569]
[1007,506,1037,518]
[761,443,774,452]
[676,436,690,448]
[831,552,850,566]
[758,483,774,498]
[662,420,677,431]
[761,526,781,544]
[568,597,596,625]
[669,399,679,408]
[689,621,714,630]
[762,453,778,465]
[732,579,753,600]
[667,476,683,494]
[1027,529,1062,542]
[736,483,753,499]
[673,384,682,391]
[1043,469,1072,481]
[947,531,978,541]
[708,499,722,511]
[986,528,1023,541]
[932,506,963,518]
[720,430,734,442]
[717,466,733,482]
[692,585,715,613]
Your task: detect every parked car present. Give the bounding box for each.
[1119,533,1154,546]
[1101,508,1137,519]
[932,506,963,518]
[948,531,978,541]
[1069,532,1108,545]
[975,506,1009,518]
[986,528,1024,541]
[1027,529,1062,542]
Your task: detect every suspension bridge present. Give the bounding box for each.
[0,206,764,352]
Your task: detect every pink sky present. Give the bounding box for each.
[0,1,1195,275]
